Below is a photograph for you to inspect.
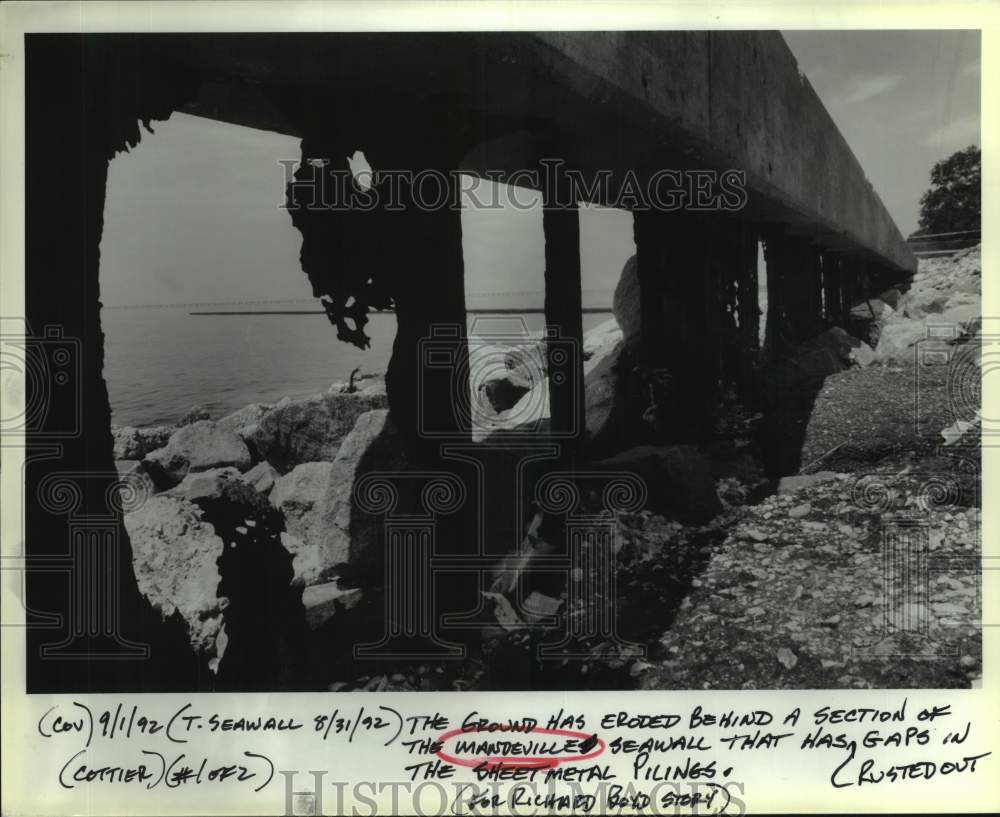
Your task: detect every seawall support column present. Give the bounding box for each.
[633,210,722,442]
[542,191,585,468]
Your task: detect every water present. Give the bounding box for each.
[102,307,612,427]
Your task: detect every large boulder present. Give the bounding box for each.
[143,421,253,488]
[313,409,406,582]
[114,459,157,497]
[584,317,624,361]
[777,470,838,495]
[468,341,545,417]
[584,338,628,454]
[612,255,640,353]
[874,319,930,362]
[593,445,722,524]
[901,288,950,318]
[166,467,270,517]
[809,326,875,368]
[240,460,281,496]
[217,402,271,447]
[878,288,902,309]
[112,425,173,460]
[177,404,211,426]
[474,318,627,442]
[140,426,173,453]
[301,581,364,630]
[269,462,335,574]
[849,298,894,321]
[480,368,534,414]
[112,427,145,460]
[939,291,980,328]
[248,392,387,472]
[124,495,228,670]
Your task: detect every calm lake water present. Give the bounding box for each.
[102,307,612,427]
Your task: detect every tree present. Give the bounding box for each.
[916,145,980,235]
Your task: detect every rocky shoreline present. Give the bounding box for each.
[111,247,983,688]
[113,369,391,672]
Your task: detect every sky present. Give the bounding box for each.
[99,30,980,308]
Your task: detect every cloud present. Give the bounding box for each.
[832,73,905,107]
[924,113,980,150]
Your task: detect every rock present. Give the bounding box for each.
[143,421,253,488]
[270,462,334,565]
[504,341,548,385]
[480,368,533,413]
[279,533,320,587]
[776,647,798,670]
[583,317,623,361]
[248,392,387,472]
[112,425,173,460]
[522,592,562,623]
[593,445,722,524]
[467,340,545,418]
[939,301,980,327]
[849,298,893,321]
[878,288,902,309]
[138,425,173,453]
[788,503,811,519]
[585,339,627,453]
[124,495,227,668]
[177,404,211,426]
[114,459,157,498]
[240,460,281,496]
[849,341,876,367]
[301,581,363,629]
[473,319,625,441]
[482,591,526,631]
[217,402,271,445]
[874,319,929,362]
[112,426,145,460]
[777,471,837,495]
[808,326,876,370]
[612,255,640,353]
[294,409,406,585]
[943,290,979,312]
[166,466,270,516]
[901,288,950,318]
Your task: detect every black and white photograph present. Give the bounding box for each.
[15,25,985,692]
[1,3,995,815]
